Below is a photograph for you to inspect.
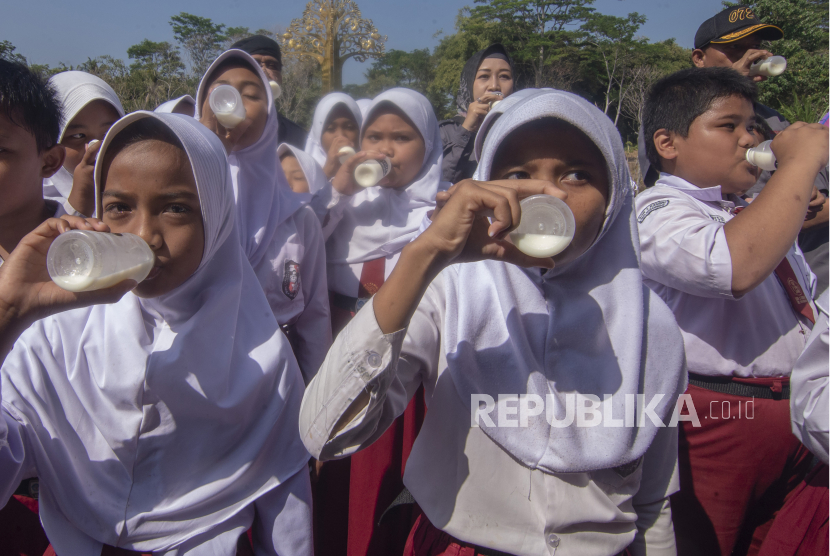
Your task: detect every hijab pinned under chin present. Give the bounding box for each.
[324,88,451,268]
[441,90,687,474]
[2,111,309,554]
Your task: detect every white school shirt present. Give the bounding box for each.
[790,290,829,464]
[252,205,331,383]
[300,280,680,556]
[311,186,403,296]
[636,173,815,378]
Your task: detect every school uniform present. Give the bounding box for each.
[42,72,125,216]
[635,173,817,555]
[300,90,689,556]
[0,111,312,555]
[309,89,448,556]
[196,50,332,384]
[758,290,829,556]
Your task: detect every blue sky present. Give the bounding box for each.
[2,0,727,84]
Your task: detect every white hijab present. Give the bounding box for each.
[441,90,687,474]
[356,98,372,118]
[2,111,309,553]
[278,143,326,201]
[196,49,307,269]
[154,94,196,116]
[43,71,125,203]
[304,92,363,166]
[326,88,450,267]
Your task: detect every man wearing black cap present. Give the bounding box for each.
[231,35,308,149]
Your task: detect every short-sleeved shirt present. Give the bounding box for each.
[636,173,815,378]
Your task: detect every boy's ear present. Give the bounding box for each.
[653,129,679,163]
[40,144,66,179]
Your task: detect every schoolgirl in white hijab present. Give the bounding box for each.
[195,50,331,383]
[154,94,196,116]
[43,71,125,214]
[313,88,450,299]
[300,90,687,555]
[304,92,363,168]
[278,143,327,196]
[1,111,312,555]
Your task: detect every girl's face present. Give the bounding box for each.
[280,153,309,193]
[201,65,269,151]
[490,119,609,266]
[472,57,514,102]
[101,139,205,298]
[360,107,426,189]
[61,100,120,172]
[321,104,359,152]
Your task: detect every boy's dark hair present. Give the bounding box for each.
[643,67,756,171]
[0,59,62,152]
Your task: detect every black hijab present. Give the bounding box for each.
[456,44,514,114]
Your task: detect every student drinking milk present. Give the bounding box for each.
[300,89,688,556]
[304,92,363,179]
[43,71,125,217]
[0,111,313,555]
[309,88,449,556]
[197,49,331,384]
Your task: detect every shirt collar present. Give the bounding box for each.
[656,173,725,202]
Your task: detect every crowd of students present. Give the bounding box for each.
[0,5,827,556]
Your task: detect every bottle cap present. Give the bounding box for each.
[338,146,356,164]
[509,195,576,258]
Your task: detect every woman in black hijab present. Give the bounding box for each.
[439,44,515,183]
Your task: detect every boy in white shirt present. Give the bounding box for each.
[636,67,828,555]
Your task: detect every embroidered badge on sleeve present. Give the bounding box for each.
[637,200,669,223]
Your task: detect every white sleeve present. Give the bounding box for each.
[790,293,829,464]
[298,276,444,460]
[308,182,352,241]
[636,190,735,300]
[292,208,332,384]
[0,405,36,507]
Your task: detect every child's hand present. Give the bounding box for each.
[331,150,388,197]
[323,136,355,179]
[67,140,101,217]
[771,122,829,172]
[420,179,555,269]
[0,217,136,330]
[199,110,253,154]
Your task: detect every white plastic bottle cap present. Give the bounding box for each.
[749,56,787,77]
[509,195,576,258]
[47,230,155,292]
[269,80,282,100]
[746,140,777,171]
[209,84,246,129]
[338,146,356,164]
[354,157,391,188]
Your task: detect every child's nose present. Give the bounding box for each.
[136,219,163,251]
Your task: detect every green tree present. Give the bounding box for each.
[0,40,26,64]
[582,12,647,124]
[345,49,436,100]
[723,0,828,119]
[126,40,188,110]
[170,12,228,77]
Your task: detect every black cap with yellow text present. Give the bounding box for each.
[694,6,784,49]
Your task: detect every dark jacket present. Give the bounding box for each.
[439,116,477,184]
[278,112,308,149]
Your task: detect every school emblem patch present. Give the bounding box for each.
[283,260,301,300]
[637,200,669,223]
